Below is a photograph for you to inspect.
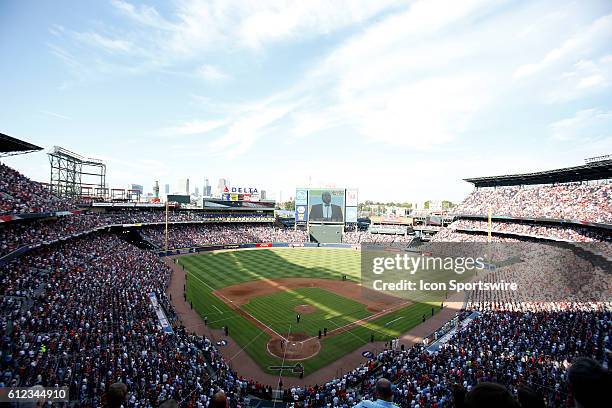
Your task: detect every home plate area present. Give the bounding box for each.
[267,333,321,360]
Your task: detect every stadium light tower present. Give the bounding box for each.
[48,146,106,199]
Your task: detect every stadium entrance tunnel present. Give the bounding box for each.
[267,333,321,361]
[114,226,157,250]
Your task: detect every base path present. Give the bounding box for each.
[165,256,463,387]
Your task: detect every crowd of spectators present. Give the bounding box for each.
[0,212,417,256]
[1,164,610,407]
[370,302,610,407]
[455,183,612,224]
[432,229,522,243]
[449,219,610,243]
[142,224,308,249]
[0,232,254,407]
[342,230,413,244]
[468,243,610,304]
[0,162,276,256]
[1,225,608,407]
[432,219,612,259]
[0,211,275,257]
[0,163,75,214]
[93,210,274,224]
[142,225,417,249]
[340,240,611,407]
[0,214,102,257]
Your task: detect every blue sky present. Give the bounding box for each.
[1,0,611,202]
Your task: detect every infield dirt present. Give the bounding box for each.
[214,277,403,313]
[213,277,415,359]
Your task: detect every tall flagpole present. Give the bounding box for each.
[165,200,169,252]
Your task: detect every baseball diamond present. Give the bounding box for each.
[179,247,440,376]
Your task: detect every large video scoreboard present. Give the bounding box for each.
[295,188,358,224]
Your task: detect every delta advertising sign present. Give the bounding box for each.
[222,185,260,201]
[224,186,259,194]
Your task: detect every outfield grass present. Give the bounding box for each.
[181,248,439,375]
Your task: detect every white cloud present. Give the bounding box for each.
[545,55,612,102]
[52,0,405,84]
[288,110,339,140]
[577,74,606,89]
[40,110,72,120]
[235,0,403,49]
[209,103,295,158]
[280,0,498,148]
[514,14,612,79]
[110,0,404,56]
[169,0,516,154]
[162,119,227,136]
[73,32,133,53]
[43,0,612,198]
[48,24,65,36]
[337,74,490,148]
[110,0,175,30]
[549,108,612,141]
[197,65,230,82]
[145,0,612,160]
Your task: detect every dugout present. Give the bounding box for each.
[309,224,343,243]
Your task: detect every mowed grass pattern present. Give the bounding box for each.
[181,248,438,375]
[242,287,371,336]
[184,248,361,291]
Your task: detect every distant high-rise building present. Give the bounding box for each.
[260,190,267,200]
[203,178,211,197]
[164,184,170,194]
[129,184,144,194]
[194,186,200,197]
[217,178,228,194]
[177,178,190,194]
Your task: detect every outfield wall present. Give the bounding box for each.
[157,242,356,257]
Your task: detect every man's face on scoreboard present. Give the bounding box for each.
[322,191,332,204]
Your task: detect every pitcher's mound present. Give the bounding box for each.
[267,333,321,360]
[294,304,316,314]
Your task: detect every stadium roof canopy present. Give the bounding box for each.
[0,132,43,157]
[464,159,612,187]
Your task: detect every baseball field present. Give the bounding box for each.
[180,247,439,376]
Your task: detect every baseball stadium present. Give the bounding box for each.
[1,133,610,407]
[2,1,612,407]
